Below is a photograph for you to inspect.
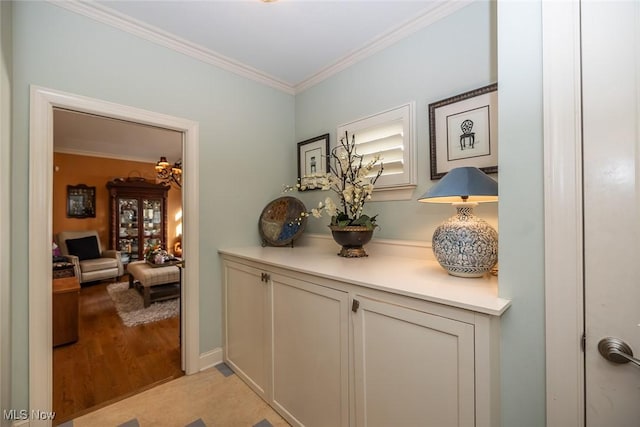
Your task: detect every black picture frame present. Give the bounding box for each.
[66,184,96,218]
[297,134,330,191]
[428,83,498,180]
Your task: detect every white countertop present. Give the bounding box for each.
[219,244,511,316]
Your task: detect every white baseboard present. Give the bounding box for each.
[198,347,223,371]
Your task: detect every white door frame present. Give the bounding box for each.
[29,86,200,424]
[0,1,11,420]
[542,1,584,425]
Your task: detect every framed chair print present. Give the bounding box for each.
[428,83,498,180]
[297,134,330,191]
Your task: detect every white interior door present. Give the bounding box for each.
[583,1,640,424]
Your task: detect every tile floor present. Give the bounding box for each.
[62,364,289,427]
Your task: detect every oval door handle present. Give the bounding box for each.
[598,337,640,368]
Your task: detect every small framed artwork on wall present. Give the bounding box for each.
[297,133,330,191]
[428,83,498,180]
[67,184,96,218]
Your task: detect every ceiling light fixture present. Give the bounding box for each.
[155,156,182,188]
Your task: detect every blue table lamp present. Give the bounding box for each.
[418,167,498,278]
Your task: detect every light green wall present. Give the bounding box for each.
[497,1,546,426]
[296,1,547,426]
[294,1,498,241]
[10,1,294,411]
[6,1,548,425]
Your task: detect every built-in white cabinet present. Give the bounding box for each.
[271,274,349,427]
[221,245,509,427]
[223,260,350,427]
[352,295,475,426]
[223,262,269,399]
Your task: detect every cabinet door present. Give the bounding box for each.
[223,262,269,399]
[117,198,139,263]
[353,296,475,427]
[142,198,163,254]
[271,275,349,427]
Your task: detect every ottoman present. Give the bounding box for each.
[127,260,181,307]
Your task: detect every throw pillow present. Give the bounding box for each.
[66,236,101,261]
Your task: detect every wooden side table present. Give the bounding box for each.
[53,265,80,347]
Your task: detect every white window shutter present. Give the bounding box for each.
[337,102,417,200]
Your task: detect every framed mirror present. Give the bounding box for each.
[67,184,96,218]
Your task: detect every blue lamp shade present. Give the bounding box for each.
[418,166,498,203]
[418,167,498,278]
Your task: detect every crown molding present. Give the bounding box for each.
[49,0,473,95]
[294,0,474,93]
[48,0,295,94]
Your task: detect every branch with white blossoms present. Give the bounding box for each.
[283,131,383,230]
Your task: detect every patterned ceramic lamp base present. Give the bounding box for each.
[432,203,498,278]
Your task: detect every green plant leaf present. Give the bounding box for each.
[352,215,371,226]
[337,219,351,227]
[351,214,377,230]
[335,212,349,222]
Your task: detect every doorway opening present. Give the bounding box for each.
[29,86,200,423]
[51,108,185,423]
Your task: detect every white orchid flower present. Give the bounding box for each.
[324,198,337,216]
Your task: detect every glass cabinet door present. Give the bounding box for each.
[108,180,168,266]
[118,198,138,264]
[142,199,163,254]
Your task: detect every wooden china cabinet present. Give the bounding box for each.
[107,179,169,266]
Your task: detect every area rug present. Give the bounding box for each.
[106,281,179,327]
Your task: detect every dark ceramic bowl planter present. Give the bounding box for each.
[329,225,374,258]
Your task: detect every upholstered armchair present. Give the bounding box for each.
[56,230,124,284]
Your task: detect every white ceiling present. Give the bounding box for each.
[53,0,464,162]
[93,0,447,88]
[54,109,183,163]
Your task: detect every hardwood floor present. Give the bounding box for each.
[53,278,183,426]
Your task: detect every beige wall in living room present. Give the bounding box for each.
[53,153,183,254]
